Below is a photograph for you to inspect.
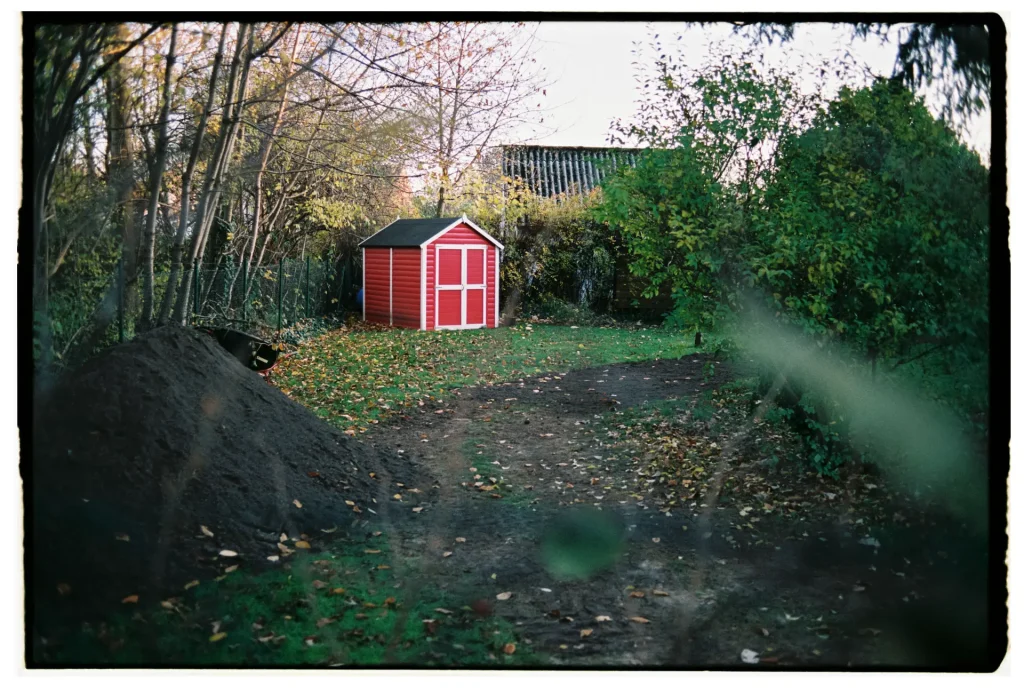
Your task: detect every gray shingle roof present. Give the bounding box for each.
[359,218,463,247]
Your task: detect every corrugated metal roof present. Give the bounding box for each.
[501,145,644,197]
[359,218,463,247]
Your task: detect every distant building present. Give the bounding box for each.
[499,144,673,316]
[500,145,643,197]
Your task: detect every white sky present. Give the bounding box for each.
[516,22,991,162]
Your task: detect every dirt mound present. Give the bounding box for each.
[30,326,432,626]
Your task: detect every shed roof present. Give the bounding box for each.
[359,216,503,250]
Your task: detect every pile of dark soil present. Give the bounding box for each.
[29,326,432,628]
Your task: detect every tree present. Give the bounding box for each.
[734,22,992,121]
[596,39,817,333]
[139,25,178,329]
[403,22,545,216]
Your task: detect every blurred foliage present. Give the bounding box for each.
[540,508,624,581]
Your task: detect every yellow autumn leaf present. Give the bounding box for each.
[294,541,311,549]
[184,580,200,590]
[122,594,139,604]
[293,499,303,508]
[209,632,227,642]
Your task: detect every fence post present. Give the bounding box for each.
[241,259,247,326]
[305,256,311,318]
[277,257,284,334]
[193,263,201,323]
[117,256,125,343]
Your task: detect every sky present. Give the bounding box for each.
[514,22,991,163]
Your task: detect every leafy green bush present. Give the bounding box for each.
[596,39,989,474]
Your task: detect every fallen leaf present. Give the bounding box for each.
[372,531,383,537]
[294,541,311,549]
[332,587,346,595]
[209,632,228,643]
[200,525,214,538]
[377,564,390,570]
[121,594,139,604]
[293,499,303,508]
[316,617,336,628]
[435,608,453,615]
[312,580,327,589]
[412,507,423,513]
[496,592,512,601]
[580,628,593,638]
[653,589,669,597]
[629,616,650,624]
[365,549,381,554]
[455,537,466,543]
[741,648,760,664]
[160,600,175,610]
[393,494,403,500]
[280,533,289,542]
[630,591,645,598]
[503,643,516,655]
[344,500,355,507]
[184,580,200,590]
[595,615,612,622]
[320,526,337,534]
[267,555,280,562]
[443,551,453,558]
[224,565,239,574]
[219,549,238,557]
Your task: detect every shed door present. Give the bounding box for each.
[435,246,487,329]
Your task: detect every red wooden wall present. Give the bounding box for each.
[391,248,420,328]
[363,248,391,324]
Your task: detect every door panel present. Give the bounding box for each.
[437,290,462,326]
[466,248,485,285]
[466,288,484,325]
[438,248,462,286]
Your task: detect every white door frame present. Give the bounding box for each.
[434,244,487,330]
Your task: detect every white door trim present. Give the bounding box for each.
[434,244,487,330]
[420,246,427,330]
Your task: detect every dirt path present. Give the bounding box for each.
[360,356,990,669]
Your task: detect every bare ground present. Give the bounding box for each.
[359,356,994,669]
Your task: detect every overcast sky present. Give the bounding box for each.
[513,22,991,163]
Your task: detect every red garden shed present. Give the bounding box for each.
[359,216,504,331]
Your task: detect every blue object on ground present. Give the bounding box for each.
[356,288,364,307]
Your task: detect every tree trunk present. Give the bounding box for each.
[157,23,228,325]
[172,23,251,324]
[238,26,300,296]
[64,28,140,365]
[140,24,177,331]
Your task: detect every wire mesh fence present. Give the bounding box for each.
[183,256,347,333]
[49,255,359,372]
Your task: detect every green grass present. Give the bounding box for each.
[45,534,531,667]
[277,323,696,432]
